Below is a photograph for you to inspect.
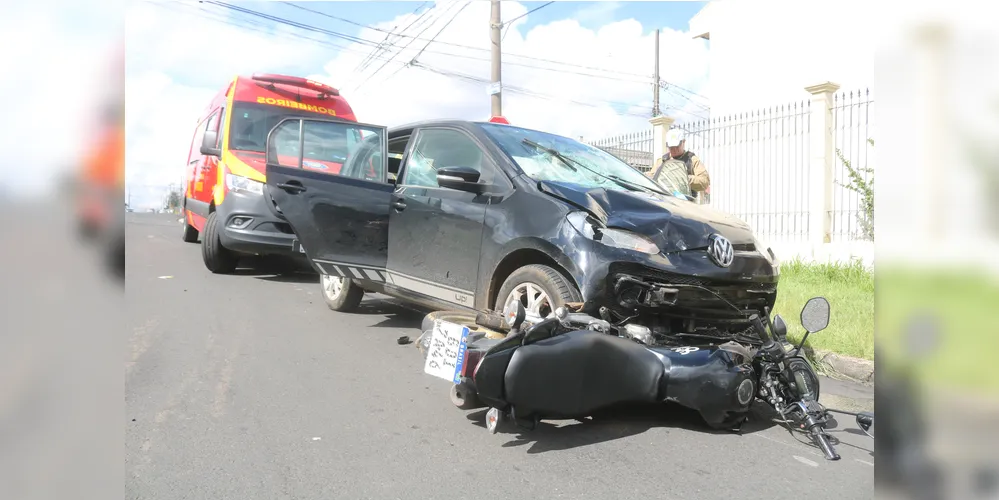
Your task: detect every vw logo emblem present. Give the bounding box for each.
[707,234,735,268]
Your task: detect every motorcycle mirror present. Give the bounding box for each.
[856,411,874,438]
[800,297,831,334]
[503,298,527,331]
[773,314,788,343]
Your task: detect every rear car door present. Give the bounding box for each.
[264,117,394,280]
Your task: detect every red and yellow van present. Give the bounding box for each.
[181,73,359,273]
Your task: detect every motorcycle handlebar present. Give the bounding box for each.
[750,314,772,345]
[812,427,841,461]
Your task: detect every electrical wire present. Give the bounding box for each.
[350,1,470,94]
[352,1,435,76]
[501,1,554,28]
[142,0,709,114]
[203,0,655,81]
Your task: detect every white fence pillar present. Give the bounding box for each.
[805,82,840,245]
[648,115,675,175]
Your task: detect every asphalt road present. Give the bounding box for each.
[125,213,874,500]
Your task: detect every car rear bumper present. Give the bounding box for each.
[216,191,301,256]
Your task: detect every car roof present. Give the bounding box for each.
[386,119,526,134]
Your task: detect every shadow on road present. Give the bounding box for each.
[464,401,782,454]
[355,299,429,330]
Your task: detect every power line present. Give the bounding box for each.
[201,0,655,81]
[501,1,554,28]
[350,1,469,94]
[349,1,435,76]
[144,0,709,112]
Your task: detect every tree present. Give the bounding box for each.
[164,187,182,213]
[836,138,875,241]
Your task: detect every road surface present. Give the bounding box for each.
[125,213,874,500]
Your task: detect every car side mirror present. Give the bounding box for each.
[436,166,484,194]
[773,314,788,342]
[800,297,830,334]
[200,130,221,157]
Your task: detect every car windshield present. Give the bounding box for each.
[228,101,356,161]
[479,123,665,194]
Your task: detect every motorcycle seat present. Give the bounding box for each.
[503,330,665,419]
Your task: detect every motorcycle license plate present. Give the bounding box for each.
[292,240,306,254]
[423,320,470,384]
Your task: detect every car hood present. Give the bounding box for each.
[536,180,757,250]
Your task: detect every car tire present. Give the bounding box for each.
[181,213,199,243]
[496,264,582,318]
[201,211,238,274]
[320,273,364,312]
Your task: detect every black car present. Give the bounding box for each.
[263,118,780,341]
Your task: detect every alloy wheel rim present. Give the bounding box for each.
[506,282,553,319]
[322,274,344,299]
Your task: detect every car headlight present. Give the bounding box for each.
[753,234,779,275]
[225,174,264,195]
[566,212,660,255]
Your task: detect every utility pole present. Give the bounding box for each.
[489,0,502,116]
[652,28,661,117]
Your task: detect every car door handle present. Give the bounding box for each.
[276,182,306,194]
[391,200,407,211]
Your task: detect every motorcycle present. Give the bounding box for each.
[419,296,874,461]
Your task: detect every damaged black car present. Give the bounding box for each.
[262,117,779,348]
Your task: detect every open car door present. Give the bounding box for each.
[264,117,394,281]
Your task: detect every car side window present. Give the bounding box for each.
[267,120,301,168]
[266,119,387,182]
[402,129,490,188]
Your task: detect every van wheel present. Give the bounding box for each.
[181,213,199,243]
[201,211,238,274]
[496,264,581,319]
[321,274,364,312]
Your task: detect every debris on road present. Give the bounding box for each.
[397,336,411,345]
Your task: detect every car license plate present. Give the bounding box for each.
[423,320,470,384]
[292,240,306,254]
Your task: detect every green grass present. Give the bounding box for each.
[772,259,874,360]
[875,267,999,392]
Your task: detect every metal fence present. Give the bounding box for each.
[832,89,874,242]
[588,129,655,173]
[678,102,813,242]
[584,89,873,244]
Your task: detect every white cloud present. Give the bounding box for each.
[307,1,708,137]
[123,0,709,207]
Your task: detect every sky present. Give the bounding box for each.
[122,0,709,210]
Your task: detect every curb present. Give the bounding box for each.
[811,349,874,385]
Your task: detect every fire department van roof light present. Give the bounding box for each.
[488,115,510,124]
[251,73,340,97]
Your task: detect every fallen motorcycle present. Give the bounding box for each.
[418,296,874,461]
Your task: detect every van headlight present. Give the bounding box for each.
[226,174,264,195]
[566,212,659,255]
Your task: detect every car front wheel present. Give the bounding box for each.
[321,273,364,312]
[496,264,582,320]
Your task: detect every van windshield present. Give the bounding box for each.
[479,123,664,194]
[228,101,356,159]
